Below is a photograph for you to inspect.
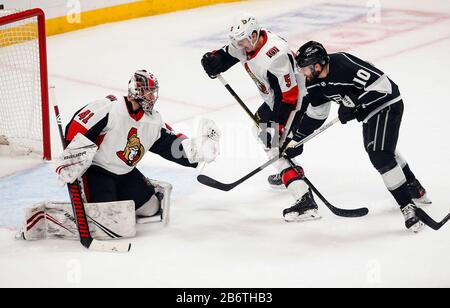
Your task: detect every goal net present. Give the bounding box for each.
[0,8,51,159]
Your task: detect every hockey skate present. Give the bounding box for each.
[407,179,431,206]
[283,192,321,222]
[401,204,425,233]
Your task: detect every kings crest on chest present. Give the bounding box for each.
[328,94,356,108]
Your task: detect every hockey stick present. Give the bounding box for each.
[197,118,338,190]
[50,86,131,253]
[202,75,368,217]
[416,208,450,231]
[217,74,256,123]
[286,157,368,217]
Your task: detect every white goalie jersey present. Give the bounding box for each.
[65,95,198,176]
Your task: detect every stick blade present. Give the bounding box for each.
[331,207,369,218]
[416,208,450,231]
[197,175,235,191]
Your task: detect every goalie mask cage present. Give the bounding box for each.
[0,8,51,160]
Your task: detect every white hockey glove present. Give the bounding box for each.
[55,133,98,186]
[181,118,221,164]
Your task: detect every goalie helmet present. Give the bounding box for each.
[229,13,261,49]
[128,69,159,114]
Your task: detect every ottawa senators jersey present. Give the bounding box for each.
[212,29,305,125]
[227,29,304,111]
[65,96,196,175]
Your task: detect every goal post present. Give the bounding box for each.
[0,8,51,160]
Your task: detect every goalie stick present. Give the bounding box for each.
[199,74,368,218]
[50,86,131,252]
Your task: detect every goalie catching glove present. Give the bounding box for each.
[181,118,221,164]
[55,133,98,185]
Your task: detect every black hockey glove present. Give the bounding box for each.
[283,128,306,158]
[201,52,222,79]
[338,105,358,124]
[284,142,303,158]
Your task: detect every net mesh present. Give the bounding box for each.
[0,10,43,155]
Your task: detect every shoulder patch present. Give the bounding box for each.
[106,95,117,102]
[266,46,280,58]
[165,123,174,132]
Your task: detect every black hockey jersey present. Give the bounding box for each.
[305,52,402,123]
[290,52,404,141]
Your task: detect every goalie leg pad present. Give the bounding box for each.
[16,200,136,241]
[137,178,172,225]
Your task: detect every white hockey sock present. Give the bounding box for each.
[395,151,407,168]
[286,180,309,200]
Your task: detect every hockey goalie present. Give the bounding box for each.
[17,69,221,241]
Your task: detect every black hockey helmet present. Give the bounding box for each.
[295,41,329,68]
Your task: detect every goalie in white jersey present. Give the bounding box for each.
[57,69,221,224]
[201,13,319,221]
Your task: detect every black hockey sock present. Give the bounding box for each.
[401,164,417,184]
[390,183,413,208]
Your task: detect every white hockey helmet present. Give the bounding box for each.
[128,69,159,114]
[228,13,261,49]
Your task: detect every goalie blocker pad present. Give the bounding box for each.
[16,200,136,241]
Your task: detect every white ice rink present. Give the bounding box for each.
[1,0,450,287]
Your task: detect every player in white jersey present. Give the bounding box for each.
[57,69,220,222]
[201,13,319,222]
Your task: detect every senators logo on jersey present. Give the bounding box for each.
[244,63,269,95]
[116,128,145,167]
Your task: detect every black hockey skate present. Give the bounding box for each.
[283,191,321,222]
[267,173,284,189]
[401,204,425,233]
[407,179,431,205]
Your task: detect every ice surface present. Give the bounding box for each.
[0,0,449,287]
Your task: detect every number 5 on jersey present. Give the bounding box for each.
[284,74,292,88]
